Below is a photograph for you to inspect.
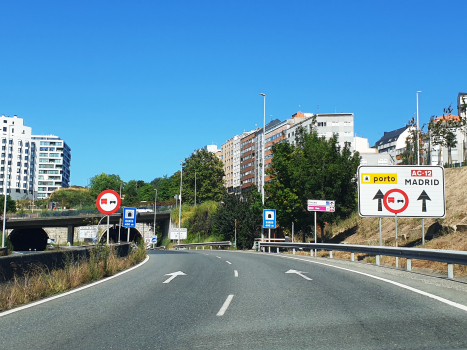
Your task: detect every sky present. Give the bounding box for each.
[1,0,466,186]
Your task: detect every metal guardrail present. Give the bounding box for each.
[259,242,467,279]
[173,241,232,250]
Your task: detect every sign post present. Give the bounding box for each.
[263,210,276,253]
[123,207,136,243]
[308,200,335,256]
[96,190,121,245]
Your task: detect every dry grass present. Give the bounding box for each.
[0,242,147,312]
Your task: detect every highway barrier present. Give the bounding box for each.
[173,241,232,250]
[259,242,467,279]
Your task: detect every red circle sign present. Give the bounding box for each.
[383,189,409,214]
[96,190,121,215]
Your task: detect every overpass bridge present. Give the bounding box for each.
[1,210,173,251]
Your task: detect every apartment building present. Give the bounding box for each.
[221,136,235,193]
[0,115,71,200]
[459,92,467,119]
[240,129,260,191]
[429,114,466,166]
[287,113,354,149]
[33,135,71,199]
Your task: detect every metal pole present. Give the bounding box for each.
[379,217,382,246]
[268,228,271,253]
[292,221,294,242]
[194,170,196,206]
[2,126,9,248]
[234,219,237,248]
[106,215,110,245]
[178,161,183,245]
[416,91,422,165]
[395,214,398,268]
[127,227,130,242]
[422,218,425,246]
[314,211,317,256]
[260,93,266,244]
[154,189,157,236]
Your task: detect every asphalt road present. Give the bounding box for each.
[2,249,467,349]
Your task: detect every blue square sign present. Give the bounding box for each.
[123,208,137,228]
[263,209,276,229]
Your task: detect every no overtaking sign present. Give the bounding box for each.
[358,165,445,218]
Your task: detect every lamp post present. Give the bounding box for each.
[417,91,422,165]
[194,170,196,206]
[260,94,266,243]
[153,188,158,235]
[2,125,10,248]
[178,160,183,245]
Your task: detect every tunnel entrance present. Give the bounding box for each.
[99,226,142,244]
[9,228,49,251]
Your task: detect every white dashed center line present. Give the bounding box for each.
[234,270,238,277]
[217,295,234,316]
[226,261,231,265]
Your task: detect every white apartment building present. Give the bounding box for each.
[0,115,71,200]
[286,113,355,149]
[33,135,71,199]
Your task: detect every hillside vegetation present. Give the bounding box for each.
[324,167,467,276]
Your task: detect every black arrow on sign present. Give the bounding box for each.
[373,190,384,211]
[417,190,431,212]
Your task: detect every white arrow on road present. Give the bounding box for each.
[285,269,312,281]
[163,271,187,284]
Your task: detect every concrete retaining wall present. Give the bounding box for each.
[0,243,131,282]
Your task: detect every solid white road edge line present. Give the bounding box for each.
[234,270,238,277]
[217,294,234,316]
[279,255,467,313]
[221,250,467,313]
[0,255,150,318]
[226,261,232,265]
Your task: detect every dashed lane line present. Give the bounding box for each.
[217,295,234,316]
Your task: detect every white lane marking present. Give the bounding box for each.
[280,255,467,313]
[216,256,221,259]
[234,270,238,277]
[217,295,234,316]
[285,269,312,281]
[226,261,232,265]
[204,254,209,256]
[163,271,187,284]
[0,255,150,318]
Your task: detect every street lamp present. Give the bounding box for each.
[260,93,266,243]
[178,160,183,245]
[153,188,158,236]
[417,91,422,165]
[2,125,10,248]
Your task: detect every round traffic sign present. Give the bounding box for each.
[96,190,121,215]
[151,237,157,243]
[383,189,409,214]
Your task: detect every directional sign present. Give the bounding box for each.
[263,209,276,229]
[151,237,157,244]
[96,190,121,215]
[285,269,313,281]
[123,207,137,227]
[358,165,445,218]
[307,199,335,212]
[169,228,187,240]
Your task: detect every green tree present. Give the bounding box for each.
[89,173,124,198]
[213,187,262,250]
[265,126,360,242]
[0,195,16,213]
[152,173,180,202]
[181,149,226,205]
[48,188,94,209]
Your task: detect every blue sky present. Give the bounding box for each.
[1,0,466,186]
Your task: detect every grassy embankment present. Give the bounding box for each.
[0,241,147,312]
[163,201,224,249]
[290,167,467,276]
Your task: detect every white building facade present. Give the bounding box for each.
[0,115,71,200]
